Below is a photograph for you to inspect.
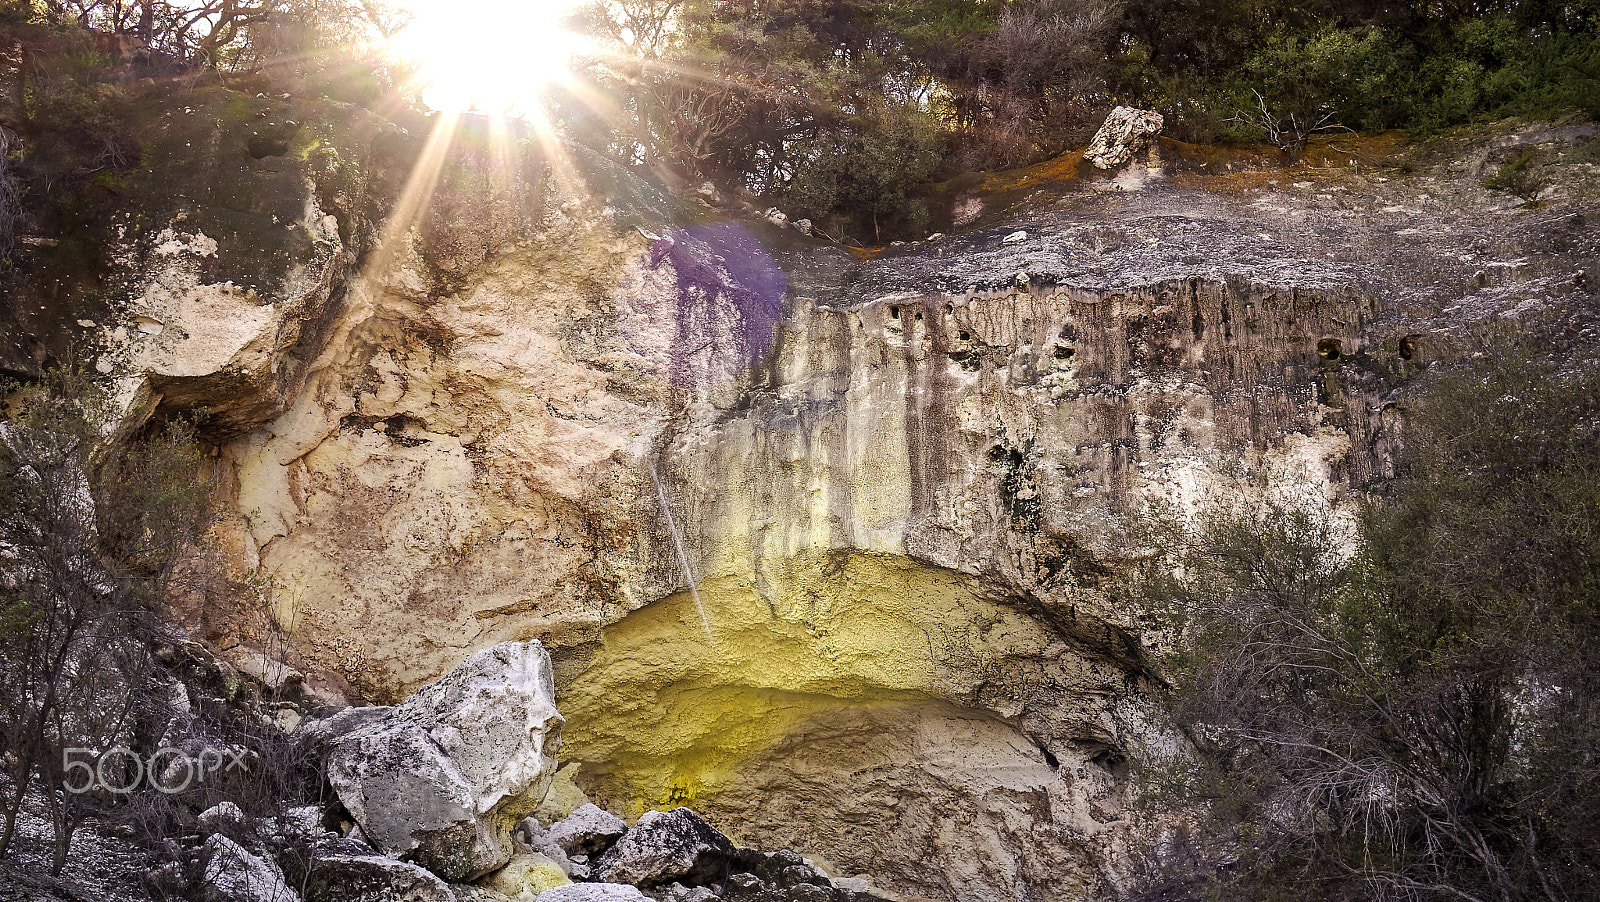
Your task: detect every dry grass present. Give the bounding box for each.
[979,147,1088,193]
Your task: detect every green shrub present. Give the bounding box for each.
[783,104,942,243]
[1131,345,1600,902]
[1483,148,1544,199]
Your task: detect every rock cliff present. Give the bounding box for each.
[11,83,1597,900]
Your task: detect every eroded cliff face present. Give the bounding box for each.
[42,103,1600,901]
[189,151,1381,900]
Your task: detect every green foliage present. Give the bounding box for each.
[1236,25,1403,131]
[1108,3,1600,141]
[1482,148,1543,199]
[1132,347,1600,902]
[22,50,138,168]
[782,104,941,242]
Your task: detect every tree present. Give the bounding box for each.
[781,101,940,241]
[29,0,295,69]
[0,368,216,873]
[568,0,687,169]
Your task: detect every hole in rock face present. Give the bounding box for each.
[248,134,290,158]
[1317,338,1343,361]
[1090,749,1128,779]
[1054,344,1075,359]
[1399,335,1417,360]
[1041,747,1060,769]
[959,330,971,342]
[889,306,900,320]
[915,311,923,321]
[988,445,1025,467]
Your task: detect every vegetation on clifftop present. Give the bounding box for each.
[4,0,1598,245]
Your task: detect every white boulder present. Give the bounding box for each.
[201,834,301,902]
[546,804,626,857]
[1084,106,1165,170]
[327,642,565,882]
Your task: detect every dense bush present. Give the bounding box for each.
[9,0,1597,239]
[1131,346,1600,901]
[781,104,941,243]
[557,0,1600,234]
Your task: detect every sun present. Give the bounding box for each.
[388,0,585,115]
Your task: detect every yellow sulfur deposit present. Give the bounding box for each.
[556,549,1051,820]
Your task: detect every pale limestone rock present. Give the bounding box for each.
[326,642,564,882]
[227,648,302,691]
[197,801,247,834]
[267,806,329,842]
[1084,106,1164,170]
[201,834,300,902]
[59,110,1591,902]
[695,182,724,206]
[215,217,662,696]
[195,140,1381,902]
[546,804,626,857]
[479,853,570,899]
[534,885,651,902]
[101,198,351,438]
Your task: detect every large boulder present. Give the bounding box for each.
[593,808,734,888]
[1083,106,1164,169]
[327,642,565,881]
[546,804,626,858]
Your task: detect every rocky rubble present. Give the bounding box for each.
[116,640,901,902]
[506,808,895,902]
